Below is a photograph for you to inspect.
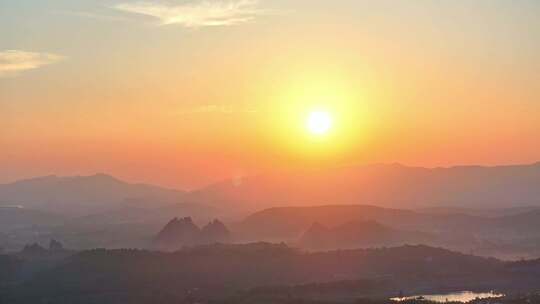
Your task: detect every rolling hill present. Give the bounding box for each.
[298,220,432,250]
[0,174,186,216]
[234,204,540,259]
[236,204,486,241]
[188,162,540,211]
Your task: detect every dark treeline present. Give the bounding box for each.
[1,243,540,303]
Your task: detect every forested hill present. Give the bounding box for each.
[3,243,539,303]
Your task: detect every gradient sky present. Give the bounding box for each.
[1,0,539,189]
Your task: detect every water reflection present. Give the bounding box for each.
[391,291,504,303]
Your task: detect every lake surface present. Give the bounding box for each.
[391,291,504,303]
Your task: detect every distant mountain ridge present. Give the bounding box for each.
[1,162,539,252]
[188,162,540,210]
[0,173,186,216]
[3,162,540,217]
[237,204,540,245]
[237,204,460,240]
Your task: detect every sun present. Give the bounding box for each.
[307,110,333,135]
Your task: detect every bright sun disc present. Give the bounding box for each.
[307,111,332,135]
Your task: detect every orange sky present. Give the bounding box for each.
[1,1,539,189]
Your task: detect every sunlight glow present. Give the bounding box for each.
[307,111,332,135]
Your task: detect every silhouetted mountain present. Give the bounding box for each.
[154,217,201,249]
[188,162,540,210]
[20,243,47,256]
[154,217,231,250]
[239,204,540,239]
[48,239,64,251]
[237,205,473,240]
[298,220,432,250]
[200,219,231,244]
[17,241,72,259]
[237,204,540,258]
[24,203,224,252]
[0,174,186,216]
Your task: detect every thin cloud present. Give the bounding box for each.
[112,0,270,27]
[177,104,258,115]
[0,50,64,77]
[53,10,128,22]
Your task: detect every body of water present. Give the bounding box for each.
[391,291,504,303]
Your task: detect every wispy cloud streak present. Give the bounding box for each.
[53,10,128,22]
[0,50,64,77]
[177,104,258,115]
[112,0,270,27]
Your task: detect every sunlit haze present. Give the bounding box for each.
[1,1,540,189]
[3,3,540,303]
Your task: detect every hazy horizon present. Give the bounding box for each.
[0,159,539,191]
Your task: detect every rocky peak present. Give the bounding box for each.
[155,217,201,249]
[49,239,64,251]
[21,243,48,256]
[154,217,232,251]
[201,219,231,243]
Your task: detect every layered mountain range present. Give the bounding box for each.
[0,173,186,216]
[189,162,540,210]
[2,162,539,218]
[1,162,540,257]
